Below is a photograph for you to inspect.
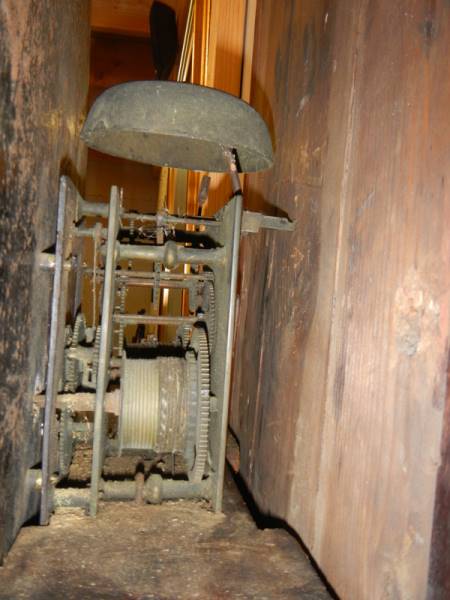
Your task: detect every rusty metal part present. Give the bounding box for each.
[113,314,202,327]
[81,81,273,173]
[207,192,243,512]
[102,475,211,504]
[34,391,121,415]
[188,327,210,483]
[85,268,214,283]
[53,474,211,508]
[39,252,73,272]
[113,241,225,269]
[78,197,222,228]
[241,210,295,234]
[39,165,287,521]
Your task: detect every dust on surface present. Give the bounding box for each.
[0,473,330,600]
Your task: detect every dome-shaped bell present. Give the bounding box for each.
[81,81,273,173]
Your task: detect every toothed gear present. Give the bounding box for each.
[92,324,101,385]
[188,326,210,483]
[73,313,86,344]
[177,323,192,348]
[64,313,86,392]
[204,281,216,352]
[184,349,198,470]
[64,325,73,347]
[183,324,193,348]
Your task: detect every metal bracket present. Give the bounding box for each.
[241,210,295,234]
[89,186,121,516]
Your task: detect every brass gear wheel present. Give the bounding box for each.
[92,323,102,385]
[64,313,86,392]
[187,325,210,483]
[204,281,216,353]
[176,322,192,348]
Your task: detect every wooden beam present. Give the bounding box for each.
[202,0,247,217]
[91,0,150,37]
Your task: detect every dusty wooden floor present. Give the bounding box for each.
[0,472,332,599]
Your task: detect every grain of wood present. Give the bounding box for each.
[0,473,331,600]
[231,1,450,598]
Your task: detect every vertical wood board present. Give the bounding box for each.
[232,1,450,598]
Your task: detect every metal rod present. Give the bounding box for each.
[121,212,220,228]
[54,475,211,508]
[85,269,213,282]
[38,252,73,272]
[116,242,225,268]
[90,187,120,517]
[113,314,202,326]
[115,278,190,289]
[177,0,194,81]
[102,475,210,503]
[78,198,109,218]
[34,390,120,415]
[223,149,242,195]
[78,198,220,228]
[74,226,107,238]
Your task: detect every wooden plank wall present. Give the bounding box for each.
[200,0,248,216]
[91,0,188,39]
[231,1,450,598]
[0,0,90,560]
